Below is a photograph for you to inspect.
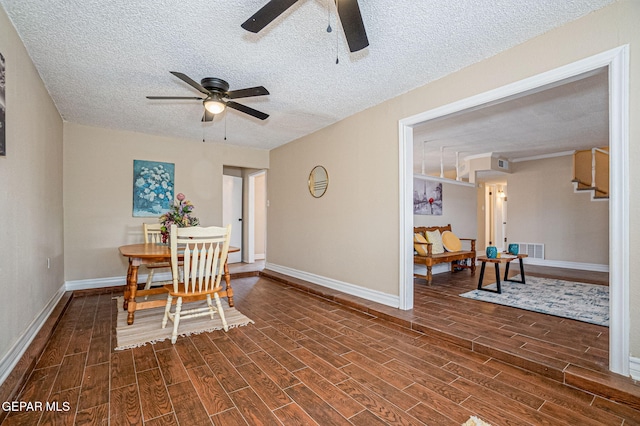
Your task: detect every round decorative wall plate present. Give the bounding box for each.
[308,166,328,198]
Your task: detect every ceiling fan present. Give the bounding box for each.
[146,72,270,122]
[241,0,368,53]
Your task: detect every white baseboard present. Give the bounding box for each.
[0,284,66,387]
[629,356,640,381]
[414,263,450,276]
[415,258,608,275]
[521,258,609,273]
[414,260,608,288]
[64,271,173,292]
[265,263,400,308]
[65,276,126,291]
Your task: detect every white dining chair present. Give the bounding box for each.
[162,224,232,344]
[142,223,170,291]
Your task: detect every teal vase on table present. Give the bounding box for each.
[485,246,498,259]
[508,243,519,255]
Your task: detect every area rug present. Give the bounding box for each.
[115,295,254,350]
[459,276,609,326]
[462,417,492,426]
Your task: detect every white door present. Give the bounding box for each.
[223,175,242,263]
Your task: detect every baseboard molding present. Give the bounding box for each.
[0,284,66,386]
[414,263,450,276]
[522,258,609,273]
[265,263,400,308]
[64,271,174,292]
[65,275,127,291]
[629,357,640,381]
[415,259,608,276]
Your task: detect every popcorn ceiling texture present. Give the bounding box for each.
[0,0,614,149]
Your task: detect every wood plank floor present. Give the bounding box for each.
[3,265,640,425]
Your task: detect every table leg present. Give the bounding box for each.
[477,261,487,290]
[504,258,526,284]
[123,261,132,310]
[494,263,502,294]
[126,262,140,325]
[224,259,235,307]
[477,261,502,293]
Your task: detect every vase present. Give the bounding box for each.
[486,246,498,259]
[508,243,519,255]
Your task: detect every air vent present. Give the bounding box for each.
[498,159,509,169]
[514,243,544,259]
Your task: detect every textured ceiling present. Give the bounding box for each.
[413,68,610,176]
[1,0,615,150]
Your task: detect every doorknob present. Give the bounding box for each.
[238,218,242,221]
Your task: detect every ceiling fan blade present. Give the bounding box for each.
[336,0,369,52]
[169,71,210,95]
[202,108,215,122]
[146,96,204,100]
[226,101,269,120]
[241,0,299,33]
[226,86,270,99]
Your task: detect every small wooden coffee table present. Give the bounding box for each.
[476,253,528,294]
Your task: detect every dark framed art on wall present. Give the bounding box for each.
[0,52,6,156]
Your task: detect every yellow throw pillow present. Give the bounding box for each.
[414,233,429,256]
[441,230,462,252]
[425,230,445,254]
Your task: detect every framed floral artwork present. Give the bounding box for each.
[132,160,175,217]
[413,178,442,215]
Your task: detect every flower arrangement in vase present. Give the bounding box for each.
[159,193,200,243]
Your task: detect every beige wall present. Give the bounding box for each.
[508,155,609,264]
[0,8,64,364]
[268,1,640,354]
[63,123,268,281]
[268,112,399,293]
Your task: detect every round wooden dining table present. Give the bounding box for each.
[119,243,239,325]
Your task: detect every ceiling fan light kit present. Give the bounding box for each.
[204,96,225,115]
[146,72,270,123]
[148,1,368,129]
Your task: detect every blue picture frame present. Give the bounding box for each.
[132,160,175,217]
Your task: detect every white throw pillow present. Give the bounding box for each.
[425,230,445,254]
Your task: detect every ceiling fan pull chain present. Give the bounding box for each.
[224,114,227,141]
[327,0,332,32]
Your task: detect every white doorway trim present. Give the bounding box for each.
[246,170,266,263]
[223,175,243,264]
[398,45,629,376]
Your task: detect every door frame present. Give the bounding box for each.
[246,170,266,263]
[398,46,629,375]
[223,174,243,263]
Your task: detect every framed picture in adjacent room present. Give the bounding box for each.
[413,177,443,215]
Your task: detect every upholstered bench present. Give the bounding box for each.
[414,224,476,285]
